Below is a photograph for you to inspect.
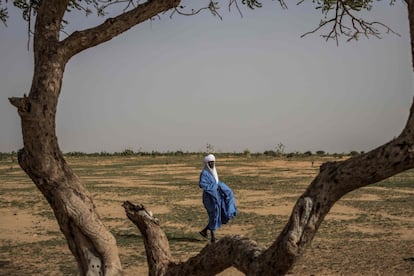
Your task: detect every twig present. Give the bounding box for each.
[301,0,400,44]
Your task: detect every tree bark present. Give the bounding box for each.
[9,0,414,275]
[61,0,181,59]
[9,0,123,273]
[408,0,414,69]
[123,201,265,275]
[260,110,414,274]
[123,103,414,274]
[9,0,180,275]
[123,3,414,273]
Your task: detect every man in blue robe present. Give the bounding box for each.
[199,154,237,242]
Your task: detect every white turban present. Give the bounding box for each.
[204,154,216,164]
[203,154,218,183]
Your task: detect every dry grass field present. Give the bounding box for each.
[1,154,414,275]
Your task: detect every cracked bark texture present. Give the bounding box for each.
[123,118,414,274]
[9,0,414,275]
[122,4,414,274]
[9,0,180,275]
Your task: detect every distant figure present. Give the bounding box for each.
[199,154,237,242]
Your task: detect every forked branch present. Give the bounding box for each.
[301,0,400,44]
[122,201,264,275]
[123,96,414,275]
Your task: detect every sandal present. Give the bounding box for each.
[199,230,208,240]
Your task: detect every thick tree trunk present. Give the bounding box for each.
[123,102,414,275]
[261,107,414,274]
[9,51,123,276]
[9,2,122,274]
[9,0,414,275]
[123,4,414,273]
[9,0,180,275]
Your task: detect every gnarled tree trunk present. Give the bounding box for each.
[121,3,414,275]
[9,0,414,275]
[9,0,180,275]
[9,1,122,274]
[123,111,414,274]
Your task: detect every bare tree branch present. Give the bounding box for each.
[123,201,265,275]
[124,99,414,274]
[60,0,181,61]
[171,0,223,20]
[301,0,400,43]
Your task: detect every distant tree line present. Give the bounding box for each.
[0,149,365,160]
[0,151,17,161]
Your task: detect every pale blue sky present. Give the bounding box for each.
[1,1,413,153]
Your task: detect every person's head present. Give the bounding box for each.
[204,154,216,169]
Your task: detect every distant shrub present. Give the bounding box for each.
[263,150,276,157]
[304,151,313,156]
[121,149,134,156]
[286,153,295,158]
[174,150,184,156]
[66,151,86,157]
[151,150,161,157]
[275,143,286,156]
[0,152,18,162]
[0,152,7,161]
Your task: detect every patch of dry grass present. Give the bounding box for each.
[1,154,414,275]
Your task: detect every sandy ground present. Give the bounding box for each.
[1,157,414,275]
